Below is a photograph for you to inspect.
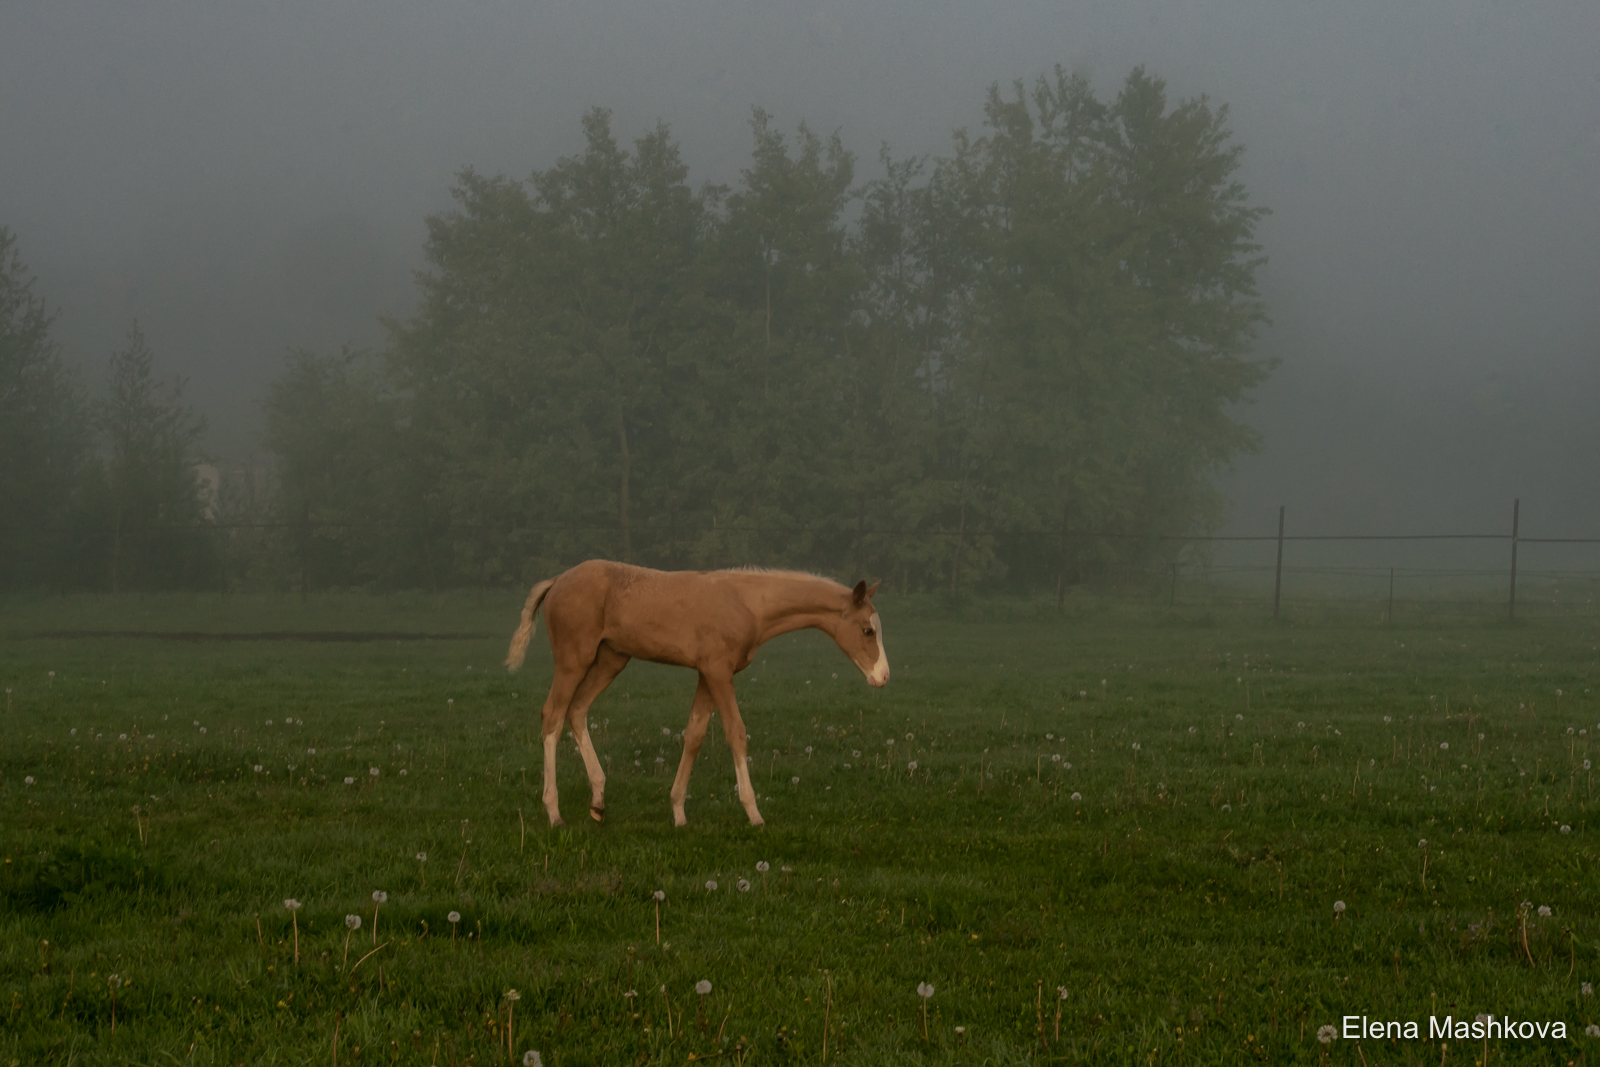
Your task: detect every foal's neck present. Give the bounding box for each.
[757,575,847,641]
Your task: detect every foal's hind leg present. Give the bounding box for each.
[539,657,590,827]
[669,675,716,827]
[564,645,630,822]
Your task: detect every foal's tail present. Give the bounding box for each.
[505,578,558,672]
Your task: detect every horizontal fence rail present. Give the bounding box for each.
[67,498,1600,620]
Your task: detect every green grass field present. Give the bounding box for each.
[2,591,1598,1065]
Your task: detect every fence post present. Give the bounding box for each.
[1508,498,1520,621]
[1272,505,1285,620]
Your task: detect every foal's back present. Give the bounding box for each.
[547,561,756,668]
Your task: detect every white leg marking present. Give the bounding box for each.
[542,730,565,826]
[573,725,606,820]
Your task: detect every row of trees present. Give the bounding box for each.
[1,228,214,592]
[2,66,1273,595]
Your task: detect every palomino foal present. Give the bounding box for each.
[505,560,888,827]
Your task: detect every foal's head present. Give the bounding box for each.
[836,579,889,687]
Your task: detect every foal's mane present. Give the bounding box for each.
[723,565,846,589]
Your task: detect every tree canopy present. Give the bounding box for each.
[0,65,1273,596]
[337,67,1272,593]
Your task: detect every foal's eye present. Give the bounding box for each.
[863,626,875,637]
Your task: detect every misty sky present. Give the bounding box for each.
[4,0,1598,544]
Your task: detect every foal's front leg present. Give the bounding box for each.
[669,675,716,827]
[703,672,764,827]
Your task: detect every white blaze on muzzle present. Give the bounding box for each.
[866,612,889,686]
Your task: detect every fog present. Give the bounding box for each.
[5,0,1598,541]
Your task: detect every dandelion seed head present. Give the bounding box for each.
[344,777,355,785]
[1317,1024,1336,1045]
[1071,791,1082,801]
[448,911,461,923]
[1539,905,1552,918]
[1333,901,1346,913]
[907,760,919,771]
[284,898,301,911]
[705,880,718,891]
[523,1052,542,1067]
[756,862,769,873]
[917,982,934,998]
[791,776,800,785]
[417,852,427,861]
[737,878,751,892]
[345,914,361,930]
[695,980,712,995]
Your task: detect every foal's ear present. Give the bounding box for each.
[851,579,868,606]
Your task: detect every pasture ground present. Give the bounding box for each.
[1,590,1597,1065]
